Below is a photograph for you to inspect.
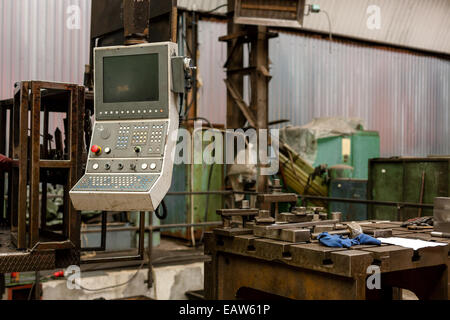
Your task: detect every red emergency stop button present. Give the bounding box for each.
[91,145,102,155]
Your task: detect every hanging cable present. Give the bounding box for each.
[322,10,333,54]
[203,4,227,15]
[78,261,146,292]
[305,4,333,53]
[155,200,168,220]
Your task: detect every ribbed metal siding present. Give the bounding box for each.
[301,0,450,55]
[182,0,450,55]
[0,0,91,100]
[196,20,450,157]
[269,32,450,157]
[197,20,228,125]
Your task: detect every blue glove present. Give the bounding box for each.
[354,233,381,246]
[318,232,358,248]
[318,232,381,248]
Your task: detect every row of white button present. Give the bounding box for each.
[92,163,157,170]
[99,109,164,116]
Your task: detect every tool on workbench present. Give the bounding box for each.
[311,227,393,240]
[253,218,340,242]
[255,210,275,225]
[331,212,342,222]
[400,216,433,228]
[215,200,260,236]
[346,221,363,238]
[430,231,450,238]
[257,192,298,222]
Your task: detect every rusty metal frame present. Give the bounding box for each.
[9,81,83,251]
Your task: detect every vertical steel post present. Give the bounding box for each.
[123,0,150,44]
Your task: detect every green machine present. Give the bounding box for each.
[314,131,380,180]
[315,131,379,221]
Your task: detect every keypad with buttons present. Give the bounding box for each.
[90,121,168,158]
[132,125,149,145]
[73,174,159,192]
[116,126,131,149]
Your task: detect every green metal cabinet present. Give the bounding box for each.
[313,131,380,180]
[329,179,368,221]
[368,158,450,221]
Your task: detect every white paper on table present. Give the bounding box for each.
[378,237,448,251]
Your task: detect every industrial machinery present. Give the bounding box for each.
[70,42,190,212]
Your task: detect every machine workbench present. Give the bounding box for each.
[204,221,449,300]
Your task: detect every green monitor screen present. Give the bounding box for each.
[103,53,159,103]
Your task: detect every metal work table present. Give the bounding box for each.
[204,221,449,300]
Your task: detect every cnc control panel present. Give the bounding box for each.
[70,42,182,212]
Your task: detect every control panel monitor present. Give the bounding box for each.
[70,42,180,212]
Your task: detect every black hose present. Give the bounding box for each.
[155,200,168,220]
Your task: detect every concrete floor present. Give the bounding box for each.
[41,237,205,300]
[42,262,204,300]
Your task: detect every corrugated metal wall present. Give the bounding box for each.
[182,0,450,55]
[0,0,91,100]
[269,32,450,157]
[1,5,448,158]
[197,20,228,125]
[301,0,450,55]
[197,20,450,157]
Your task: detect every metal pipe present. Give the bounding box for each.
[81,222,223,234]
[81,255,144,265]
[147,212,153,288]
[150,221,222,231]
[167,191,258,195]
[2,190,258,201]
[299,195,434,209]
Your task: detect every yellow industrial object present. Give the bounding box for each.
[279,142,328,206]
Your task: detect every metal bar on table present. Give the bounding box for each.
[264,219,339,230]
